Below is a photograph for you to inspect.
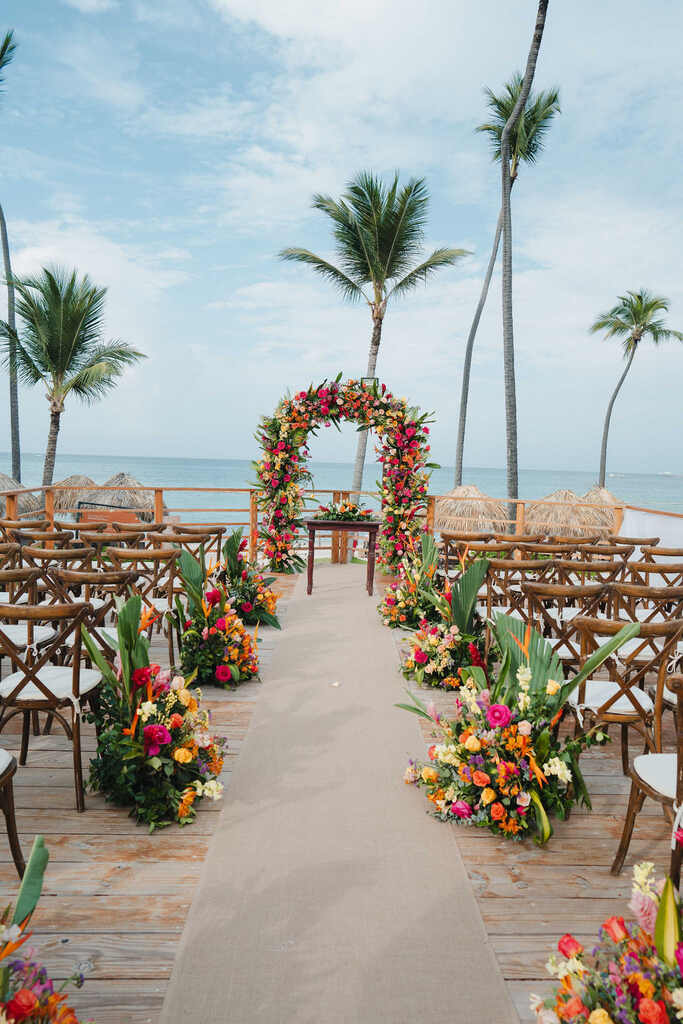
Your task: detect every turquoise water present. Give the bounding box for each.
[2,451,683,516]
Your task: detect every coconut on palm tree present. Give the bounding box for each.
[279,170,467,494]
[500,0,550,506]
[591,289,683,487]
[453,71,559,487]
[0,266,145,486]
[0,29,19,481]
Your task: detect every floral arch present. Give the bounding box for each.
[254,376,434,573]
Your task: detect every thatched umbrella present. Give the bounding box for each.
[52,474,96,511]
[525,488,608,537]
[0,472,41,516]
[78,472,159,522]
[581,484,618,534]
[435,484,508,534]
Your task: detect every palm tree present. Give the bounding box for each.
[453,73,559,486]
[279,171,467,495]
[0,29,20,481]
[0,267,145,486]
[500,0,550,506]
[590,290,683,487]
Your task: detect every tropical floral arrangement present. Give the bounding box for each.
[215,529,280,628]
[254,375,434,572]
[379,533,442,629]
[400,555,491,687]
[312,501,374,522]
[532,863,683,1023]
[1,837,93,1023]
[83,596,227,830]
[400,615,638,843]
[169,548,259,686]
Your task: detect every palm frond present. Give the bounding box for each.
[590,288,682,357]
[64,342,145,404]
[0,30,16,86]
[387,247,468,299]
[476,72,560,168]
[278,248,368,302]
[0,320,47,387]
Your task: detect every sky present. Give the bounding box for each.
[1,0,682,475]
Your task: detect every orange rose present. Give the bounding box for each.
[421,766,438,784]
[490,802,505,821]
[638,999,668,1024]
[472,770,490,787]
[557,996,589,1021]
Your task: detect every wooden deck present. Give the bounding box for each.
[0,570,674,1023]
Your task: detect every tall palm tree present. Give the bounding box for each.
[500,0,550,506]
[0,267,145,486]
[279,171,467,494]
[0,29,20,481]
[590,290,682,487]
[453,73,559,486]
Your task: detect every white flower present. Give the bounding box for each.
[671,988,683,1020]
[632,860,657,896]
[543,757,572,785]
[0,924,21,943]
[518,692,531,713]
[517,664,532,688]
[202,779,224,801]
[170,675,185,691]
[138,701,156,723]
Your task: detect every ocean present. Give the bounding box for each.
[3,451,683,516]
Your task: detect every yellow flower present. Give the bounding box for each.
[173,747,193,764]
[546,679,560,696]
[588,1011,614,1024]
[481,787,496,806]
[421,766,438,784]
[177,688,192,707]
[464,735,481,753]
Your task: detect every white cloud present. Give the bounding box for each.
[62,0,118,13]
[56,30,143,108]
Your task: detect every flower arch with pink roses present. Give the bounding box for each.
[254,376,435,573]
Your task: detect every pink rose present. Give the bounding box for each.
[414,650,428,665]
[205,589,221,607]
[215,617,226,631]
[143,724,171,756]
[215,665,232,683]
[628,889,658,936]
[451,800,473,819]
[486,704,512,729]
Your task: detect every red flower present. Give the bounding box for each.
[414,649,428,665]
[638,999,668,1024]
[143,723,171,756]
[241,601,253,613]
[5,989,39,1022]
[557,934,583,959]
[215,665,232,683]
[169,713,184,729]
[602,915,628,943]
[205,589,221,607]
[131,666,152,690]
[557,996,589,1021]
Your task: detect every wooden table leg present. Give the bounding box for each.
[307,528,315,595]
[366,529,377,595]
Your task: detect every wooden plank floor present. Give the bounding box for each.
[0,576,297,1024]
[411,680,671,1023]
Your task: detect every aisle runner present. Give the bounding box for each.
[160,564,517,1024]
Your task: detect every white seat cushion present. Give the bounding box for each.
[568,679,654,716]
[0,665,101,701]
[0,592,29,604]
[0,747,12,774]
[0,625,56,647]
[633,753,676,800]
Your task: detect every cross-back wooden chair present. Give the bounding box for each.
[172,524,225,564]
[0,602,100,811]
[79,530,144,569]
[523,581,609,671]
[485,558,557,622]
[554,557,625,587]
[514,542,578,561]
[51,567,135,646]
[626,561,683,589]
[9,528,75,549]
[439,533,493,575]
[151,530,212,561]
[492,533,545,545]
[641,546,683,561]
[547,534,603,546]
[0,519,49,541]
[574,543,635,568]
[111,521,166,534]
[611,672,683,878]
[0,748,24,877]
[573,615,683,770]
[18,545,95,602]
[106,546,180,663]
[608,535,660,555]
[611,582,683,626]
[450,542,516,578]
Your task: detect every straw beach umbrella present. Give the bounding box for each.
[435,484,507,534]
[0,472,40,516]
[581,484,618,534]
[525,488,607,537]
[78,472,159,521]
[52,474,95,511]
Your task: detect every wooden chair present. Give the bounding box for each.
[0,602,100,811]
[9,528,75,549]
[515,542,578,560]
[608,534,660,553]
[0,748,24,877]
[611,673,683,879]
[172,524,225,564]
[554,557,625,587]
[106,547,180,664]
[111,521,166,533]
[576,543,635,568]
[523,582,609,671]
[641,546,683,561]
[548,534,603,546]
[0,543,20,573]
[611,582,683,626]
[573,615,683,770]
[439,533,493,575]
[485,558,557,622]
[79,531,144,569]
[626,561,683,589]
[449,541,515,577]
[0,519,49,540]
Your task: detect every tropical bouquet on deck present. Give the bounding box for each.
[532,863,683,1023]
[215,529,280,629]
[1,838,93,1023]
[400,555,491,688]
[83,595,226,829]
[169,547,259,687]
[400,614,639,843]
[312,501,374,522]
[379,533,442,629]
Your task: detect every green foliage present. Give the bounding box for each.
[655,877,680,966]
[477,71,560,172]
[590,289,683,359]
[12,836,48,926]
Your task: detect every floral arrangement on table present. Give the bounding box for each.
[379,533,442,629]
[214,529,280,629]
[254,375,434,573]
[169,548,259,686]
[312,501,374,522]
[400,614,639,843]
[1,837,93,1022]
[532,862,683,1023]
[400,554,491,688]
[83,595,227,830]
